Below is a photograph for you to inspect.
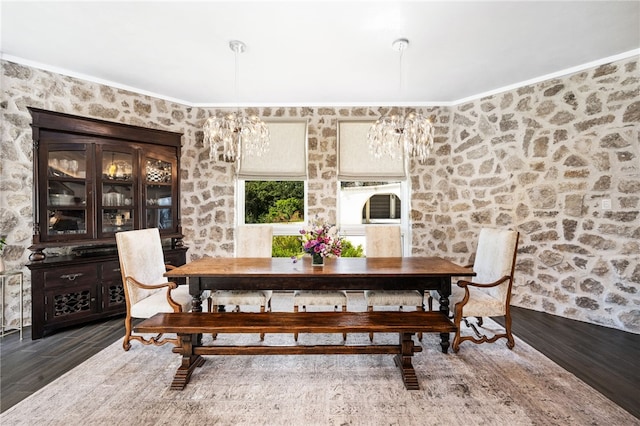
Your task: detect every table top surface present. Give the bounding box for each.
[164,256,474,278]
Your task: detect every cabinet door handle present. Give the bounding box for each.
[60,273,84,281]
[112,268,121,273]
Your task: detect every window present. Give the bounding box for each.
[236,121,308,254]
[337,121,410,255]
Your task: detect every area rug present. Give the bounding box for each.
[1,293,637,425]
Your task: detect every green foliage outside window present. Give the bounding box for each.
[244,180,364,257]
[339,240,365,257]
[272,235,364,258]
[245,181,304,224]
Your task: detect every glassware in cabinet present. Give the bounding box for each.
[99,149,135,236]
[45,148,89,238]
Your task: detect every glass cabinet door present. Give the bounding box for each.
[46,147,88,239]
[99,148,135,236]
[144,156,174,232]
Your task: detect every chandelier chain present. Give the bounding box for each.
[368,38,434,164]
[203,40,270,162]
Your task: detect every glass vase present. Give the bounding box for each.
[312,252,324,267]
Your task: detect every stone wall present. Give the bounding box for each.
[1,56,638,334]
[418,57,639,332]
[0,61,198,330]
[182,105,441,261]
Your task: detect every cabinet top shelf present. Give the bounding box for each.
[29,107,183,147]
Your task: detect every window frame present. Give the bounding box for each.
[236,179,308,237]
[337,179,411,256]
[235,120,309,236]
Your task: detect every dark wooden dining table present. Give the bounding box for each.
[164,256,474,353]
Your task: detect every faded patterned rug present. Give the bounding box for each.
[1,293,637,425]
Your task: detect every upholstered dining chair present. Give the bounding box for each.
[429,227,519,353]
[363,225,424,341]
[116,228,192,351]
[292,289,348,341]
[208,225,273,340]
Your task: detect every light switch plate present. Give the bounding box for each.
[602,199,612,210]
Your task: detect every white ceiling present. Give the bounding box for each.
[1,1,639,107]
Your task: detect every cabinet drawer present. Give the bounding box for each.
[100,260,122,281]
[43,264,97,289]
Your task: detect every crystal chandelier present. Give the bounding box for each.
[203,40,269,162]
[368,39,434,164]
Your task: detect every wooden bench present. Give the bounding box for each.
[134,311,456,391]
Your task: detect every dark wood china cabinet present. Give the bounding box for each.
[27,108,187,339]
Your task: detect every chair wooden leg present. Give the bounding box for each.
[504,310,515,349]
[211,304,219,340]
[427,294,433,311]
[368,305,374,341]
[259,305,266,341]
[293,305,299,342]
[341,305,347,341]
[452,319,462,353]
[416,306,423,342]
[123,314,133,351]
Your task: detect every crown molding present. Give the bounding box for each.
[3,49,639,109]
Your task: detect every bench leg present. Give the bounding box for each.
[394,333,422,390]
[171,333,205,390]
[394,332,420,390]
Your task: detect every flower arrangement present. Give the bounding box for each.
[299,221,343,258]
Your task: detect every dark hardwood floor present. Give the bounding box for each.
[1,316,127,413]
[2,307,639,418]
[494,307,640,420]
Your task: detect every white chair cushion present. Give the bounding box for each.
[474,228,518,303]
[365,225,402,257]
[237,225,273,257]
[365,227,418,309]
[293,290,347,307]
[429,286,506,318]
[450,284,506,317]
[116,228,170,306]
[211,290,270,306]
[365,290,423,307]
[130,284,192,318]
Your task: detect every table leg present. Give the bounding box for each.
[439,332,450,353]
[438,283,452,354]
[171,333,205,390]
[189,278,203,312]
[394,332,420,390]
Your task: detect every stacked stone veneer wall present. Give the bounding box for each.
[182,106,439,256]
[0,61,203,332]
[1,56,638,333]
[415,57,639,332]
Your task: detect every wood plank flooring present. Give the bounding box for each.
[2,307,639,419]
[495,306,640,419]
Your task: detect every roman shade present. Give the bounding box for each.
[237,121,308,180]
[337,121,406,181]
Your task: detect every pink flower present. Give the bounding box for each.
[299,220,343,258]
